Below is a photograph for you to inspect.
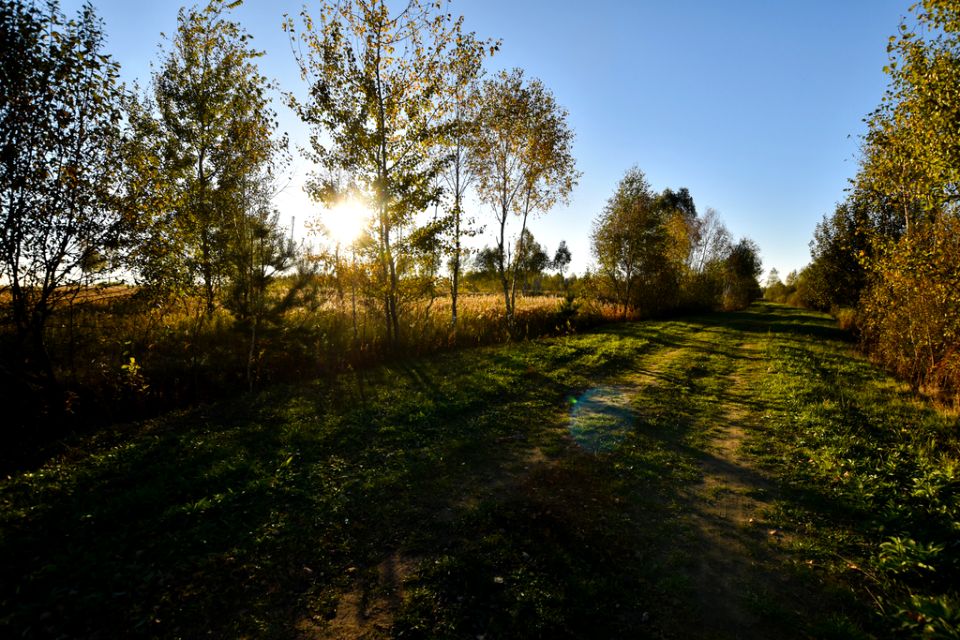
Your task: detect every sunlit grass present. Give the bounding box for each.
[1,284,626,450]
[3,302,956,637]
[745,303,960,637]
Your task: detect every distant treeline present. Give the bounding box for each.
[765,1,960,406]
[590,169,761,318]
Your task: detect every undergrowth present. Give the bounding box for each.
[2,303,956,638]
[749,304,960,637]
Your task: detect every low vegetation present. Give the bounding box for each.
[2,0,958,636]
[2,303,956,638]
[766,1,960,406]
[0,282,628,464]
[0,0,761,458]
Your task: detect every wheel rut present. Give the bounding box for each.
[670,337,814,639]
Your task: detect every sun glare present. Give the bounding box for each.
[324,198,371,246]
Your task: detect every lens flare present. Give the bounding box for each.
[568,386,633,453]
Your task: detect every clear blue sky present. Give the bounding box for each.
[62,0,910,278]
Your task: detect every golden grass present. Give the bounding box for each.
[1,283,634,424]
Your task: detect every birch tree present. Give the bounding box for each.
[471,68,578,328]
[0,0,123,387]
[125,0,285,315]
[435,34,489,327]
[285,0,494,344]
[590,167,659,317]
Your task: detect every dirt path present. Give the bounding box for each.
[288,319,836,639]
[646,332,819,639]
[9,305,890,639]
[681,339,787,637]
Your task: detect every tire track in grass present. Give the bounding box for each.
[303,308,885,639]
[603,319,823,639]
[0,305,903,639]
[287,309,854,638]
[679,335,793,638]
[552,320,792,637]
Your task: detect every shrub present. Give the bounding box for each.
[860,216,960,403]
[833,307,859,333]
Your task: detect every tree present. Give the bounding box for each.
[513,228,549,295]
[655,187,697,221]
[286,0,491,344]
[679,207,732,309]
[856,1,960,233]
[220,181,305,390]
[763,268,788,303]
[660,203,697,302]
[840,1,960,403]
[552,239,572,285]
[472,245,500,277]
[723,238,762,310]
[471,68,579,328]
[0,0,123,388]
[764,268,781,290]
[591,167,675,317]
[859,215,960,396]
[801,197,873,310]
[435,31,493,327]
[689,207,731,274]
[125,0,287,316]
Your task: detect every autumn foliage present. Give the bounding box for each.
[798,0,960,404]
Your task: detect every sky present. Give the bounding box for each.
[60,0,911,278]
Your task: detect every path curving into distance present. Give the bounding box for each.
[5,302,952,639]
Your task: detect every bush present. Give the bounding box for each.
[833,307,859,333]
[860,216,960,403]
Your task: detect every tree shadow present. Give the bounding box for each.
[0,302,877,639]
[697,303,852,343]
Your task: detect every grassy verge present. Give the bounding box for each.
[1,303,956,638]
[1,289,627,468]
[746,304,960,637]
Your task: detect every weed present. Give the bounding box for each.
[1,302,955,638]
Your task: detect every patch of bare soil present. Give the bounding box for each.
[676,341,813,639]
[297,553,418,640]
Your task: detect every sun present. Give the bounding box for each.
[324,197,371,246]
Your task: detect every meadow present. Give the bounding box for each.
[2,283,630,465]
[4,1,958,636]
[2,302,956,638]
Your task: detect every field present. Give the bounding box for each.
[3,286,627,459]
[2,303,957,638]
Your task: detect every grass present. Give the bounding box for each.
[745,305,960,637]
[2,302,957,638]
[1,287,626,467]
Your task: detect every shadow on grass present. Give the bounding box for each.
[0,323,667,638]
[700,303,852,344]
[392,306,861,639]
[0,302,881,639]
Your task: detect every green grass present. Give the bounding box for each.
[745,304,960,638]
[1,302,957,638]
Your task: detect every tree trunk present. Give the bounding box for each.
[451,203,461,328]
[246,317,258,392]
[450,143,463,329]
[198,145,215,316]
[497,204,512,327]
[351,253,359,346]
[373,28,401,347]
[451,245,460,328]
[202,231,214,315]
[380,217,400,345]
[508,206,531,325]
